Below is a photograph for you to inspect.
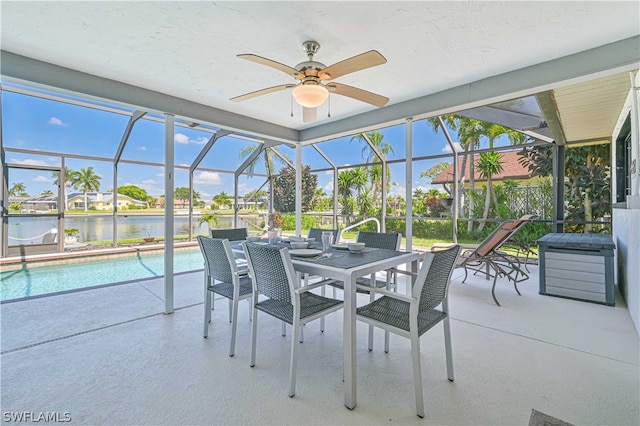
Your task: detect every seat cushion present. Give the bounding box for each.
[209,275,253,299]
[356,296,447,335]
[255,292,343,324]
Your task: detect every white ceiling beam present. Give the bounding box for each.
[299,35,640,144]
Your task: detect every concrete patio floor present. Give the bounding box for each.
[1,265,638,425]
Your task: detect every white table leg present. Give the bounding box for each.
[343,270,357,409]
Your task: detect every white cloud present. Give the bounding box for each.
[194,171,223,185]
[33,175,52,183]
[389,185,406,197]
[48,117,68,126]
[142,179,157,185]
[324,181,334,191]
[138,146,147,151]
[174,133,190,144]
[9,158,49,166]
[324,170,334,175]
[442,142,462,153]
[200,191,212,199]
[194,137,208,145]
[237,183,249,194]
[156,173,164,177]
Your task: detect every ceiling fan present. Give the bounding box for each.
[230,41,389,122]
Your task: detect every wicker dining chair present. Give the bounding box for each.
[307,228,339,244]
[356,244,462,418]
[210,227,248,241]
[197,236,253,357]
[327,230,402,350]
[243,242,343,397]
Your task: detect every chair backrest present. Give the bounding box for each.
[42,232,58,244]
[356,231,401,250]
[210,227,248,241]
[414,244,462,311]
[197,236,237,283]
[243,243,296,303]
[307,228,338,244]
[474,215,536,257]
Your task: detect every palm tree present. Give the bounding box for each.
[428,115,485,232]
[239,143,291,176]
[41,189,54,196]
[337,170,355,220]
[8,182,27,197]
[476,123,528,231]
[52,167,76,211]
[198,214,219,231]
[351,130,394,202]
[70,167,101,211]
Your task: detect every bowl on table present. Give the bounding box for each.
[289,236,305,242]
[246,236,261,243]
[347,242,365,253]
[290,241,309,250]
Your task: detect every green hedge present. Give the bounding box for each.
[279,214,318,230]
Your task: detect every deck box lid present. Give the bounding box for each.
[537,233,615,250]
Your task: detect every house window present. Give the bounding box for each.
[616,115,631,203]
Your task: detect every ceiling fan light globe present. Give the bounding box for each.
[292,84,328,108]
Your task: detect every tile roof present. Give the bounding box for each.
[430,151,533,184]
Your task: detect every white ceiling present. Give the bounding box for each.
[1,1,639,139]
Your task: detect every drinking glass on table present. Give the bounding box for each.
[321,231,333,253]
[268,230,278,246]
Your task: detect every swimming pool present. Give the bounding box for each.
[0,249,205,302]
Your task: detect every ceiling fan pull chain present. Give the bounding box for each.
[290,95,294,117]
[328,94,331,118]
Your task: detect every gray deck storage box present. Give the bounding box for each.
[537,233,615,306]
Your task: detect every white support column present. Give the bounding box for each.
[164,113,175,314]
[405,118,413,252]
[295,144,302,236]
[629,71,640,204]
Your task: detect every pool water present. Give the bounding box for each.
[0,249,205,302]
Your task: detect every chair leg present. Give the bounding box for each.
[229,298,239,357]
[282,322,287,336]
[368,274,375,351]
[490,269,501,307]
[320,284,325,333]
[289,318,300,397]
[299,325,304,343]
[203,289,211,338]
[384,331,390,353]
[410,334,425,418]
[443,317,454,381]
[228,299,233,323]
[250,308,258,367]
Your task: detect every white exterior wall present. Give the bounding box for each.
[612,71,640,336]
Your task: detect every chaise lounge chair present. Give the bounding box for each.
[457,214,536,306]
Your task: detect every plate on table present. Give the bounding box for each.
[332,244,349,250]
[289,249,322,258]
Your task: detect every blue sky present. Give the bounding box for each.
[3,84,486,200]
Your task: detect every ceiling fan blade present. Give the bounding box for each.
[237,54,304,79]
[302,107,317,122]
[318,50,387,81]
[327,83,389,107]
[230,84,295,102]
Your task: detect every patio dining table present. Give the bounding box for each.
[231,239,420,409]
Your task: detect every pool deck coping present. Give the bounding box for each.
[0,241,199,266]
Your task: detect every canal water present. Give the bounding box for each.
[7,215,264,245]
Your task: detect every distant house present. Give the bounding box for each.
[430,151,541,189]
[67,192,146,210]
[153,197,191,209]
[9,194,58,212]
